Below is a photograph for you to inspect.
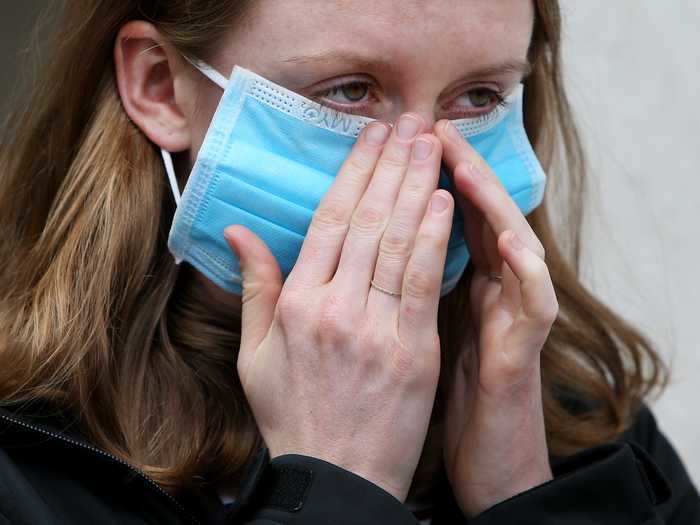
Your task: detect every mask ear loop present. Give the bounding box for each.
[161,149,181,207]
[183,55,229,90]
[160,56,230,208]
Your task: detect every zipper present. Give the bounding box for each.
[0,412,202,525]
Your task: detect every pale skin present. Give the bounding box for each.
[115,0,558,517]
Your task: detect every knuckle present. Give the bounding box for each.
[390,349,417,382]
[524,261,559,324]
[276,292,303,325]
[400,300,422,326]
[529,256,551,282]
[343,155,372,179]
[351,205,386,234]
[358,328,389,355]
[460,161,491,184]
[379,227,413,260]
[377,155,408,173]
[403,268,435,299]
[535,242,546,260]
[415,229,447,259]
[312,202,351,231]
[236,358,246,384]
[314,294,353,346]
[389,339,437,386]
[402,179,427,199]
[526,297,559,328]
[540,297,560,324]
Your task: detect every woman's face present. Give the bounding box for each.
[186,0,535,166]
[180,0,535,305]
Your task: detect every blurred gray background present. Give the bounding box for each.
[1,1,698,484]
[561,1,699,486]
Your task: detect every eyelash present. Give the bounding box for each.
[313,81,509,118]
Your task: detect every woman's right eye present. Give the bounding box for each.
[312,80,377,115]
[322,82,371,103]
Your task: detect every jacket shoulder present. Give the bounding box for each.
[0,446,59,524]
[0,408,195,524]
[622,404,700,523]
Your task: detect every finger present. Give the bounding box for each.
[397,189,454,347]
[497,230,558,325]
[449,165,489,270]
[367,134,442,320]
[496,253,522,318]
[481,220,504,277]
[286,122,391,289]
[224,225,283,379]
[434,120,545,259]
[334,114,427,292]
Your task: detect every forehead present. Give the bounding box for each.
[226,0,535,79]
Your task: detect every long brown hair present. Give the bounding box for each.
[0,0,666,500]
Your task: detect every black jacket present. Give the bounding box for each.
[0,402,697,524]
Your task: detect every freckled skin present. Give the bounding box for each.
[188,0,535,310]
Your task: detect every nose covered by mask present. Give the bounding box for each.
[160,60,547,297]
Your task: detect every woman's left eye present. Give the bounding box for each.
[452,87,506,113]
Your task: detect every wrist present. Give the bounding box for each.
[461,461,553,518]
[450,401,553,519]
[461,464,554,519]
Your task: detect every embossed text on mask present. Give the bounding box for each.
[300,101,365,135]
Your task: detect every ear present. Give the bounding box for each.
[114,21,191,152]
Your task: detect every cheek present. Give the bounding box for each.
[186,89,222,171]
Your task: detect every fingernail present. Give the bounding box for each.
[430,192,449,213]
[397,114,422,140]
[365,123,390,146]
[413,139,434,161]
[224,226,236,242]
[442,120,462,143]
[509,231,524,250]
[224,227,240,257]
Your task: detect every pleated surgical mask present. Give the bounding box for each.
[160,61,546,296]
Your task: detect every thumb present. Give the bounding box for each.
[224,225,282,376]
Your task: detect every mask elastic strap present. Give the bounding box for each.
[161,148,181,207]
[183,55,229,90]
[160,57,230,207]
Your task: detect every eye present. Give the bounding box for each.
[449,87,507,118]
[462,88,496,108]
[318,81,372,105]
[310,80,377,115]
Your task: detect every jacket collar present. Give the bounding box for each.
[0,401,219,525]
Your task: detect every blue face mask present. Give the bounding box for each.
[161,61,546,297]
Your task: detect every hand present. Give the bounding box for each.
[434,120,559,517]
[224,114,455,503]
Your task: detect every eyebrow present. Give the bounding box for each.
[469,60,533,78]
[280,51,401,74]
[280,51,532,78]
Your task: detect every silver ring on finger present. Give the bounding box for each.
[370,279,402,297]
[488,273,503,282]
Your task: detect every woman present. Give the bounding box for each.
[0,1,696,524]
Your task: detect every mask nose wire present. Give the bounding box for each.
[161,56,229,207]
